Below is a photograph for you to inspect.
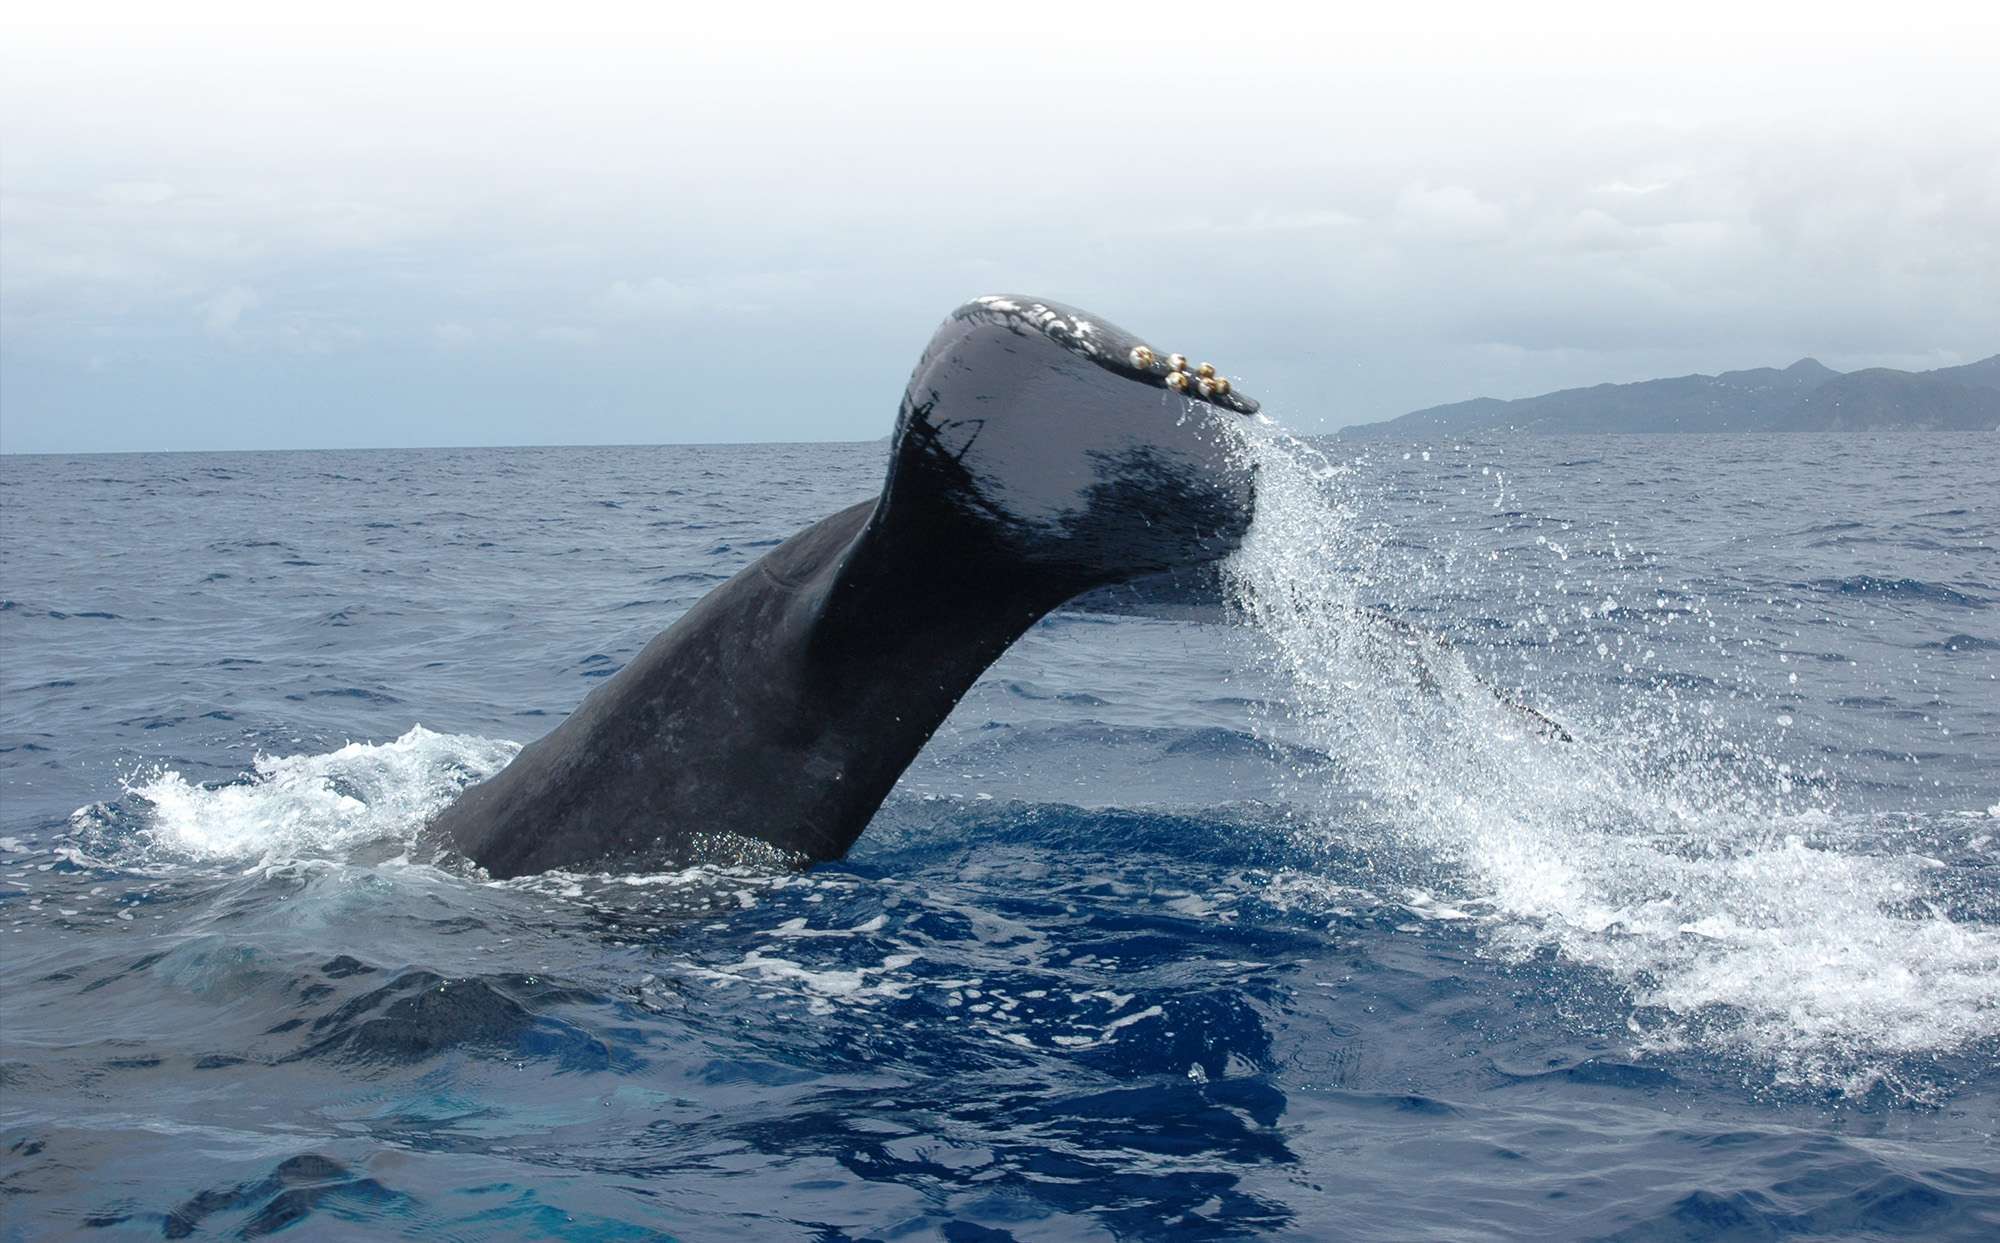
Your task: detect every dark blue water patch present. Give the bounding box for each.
[1001,680,1108,706]
[1805,576,1992,608]
[923,720,1327,775]
[1596,1164,2000,1241]
[852,802,1325,878]
[155,1153,406,1239]
[1492,1055,1683,1092]
[287,687,404,704]
[1796,519,1867,536]
[283,970,617,1071]
[1918,633,2000,653]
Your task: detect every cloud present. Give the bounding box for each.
[592,271,825,322]
[1394,184,1510,244]
[199,284,259,341]
[1124,207,1366,239]
[2,20,1996,448]
[1553,208,1661,254]
[595,278,706,319]
[97,180,176,205]
[192,286,360,353]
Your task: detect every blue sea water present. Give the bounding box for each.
[1,431,1996,1240]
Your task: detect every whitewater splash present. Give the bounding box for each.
[1218,420,2000,1093]
[104,726,517,864]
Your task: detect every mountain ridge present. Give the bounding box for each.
[1341,353,2000,437]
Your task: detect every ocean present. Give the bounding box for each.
[1,430,1995,1240]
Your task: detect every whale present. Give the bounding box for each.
[431,296,1262,877]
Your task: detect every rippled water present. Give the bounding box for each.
[2,433,1995,1239]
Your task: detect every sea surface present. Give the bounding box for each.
[1,431,1996,1240]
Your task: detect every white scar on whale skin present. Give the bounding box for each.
[971,294,1104,359]
[967,294,1249,408]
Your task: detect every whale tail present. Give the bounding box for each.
[864,296,1258,594]
[434,295,1262,876]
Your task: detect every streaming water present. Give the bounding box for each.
[1219,422,2000,1095]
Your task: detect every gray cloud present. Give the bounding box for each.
[3,14,1996,452]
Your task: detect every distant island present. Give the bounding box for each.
[1340,353,2000,437]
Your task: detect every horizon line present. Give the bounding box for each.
[0,435,909,459]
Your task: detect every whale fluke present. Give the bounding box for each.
[431,296,1259,877]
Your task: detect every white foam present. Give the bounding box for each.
[1220,425,2000,1089]
[106,725,517,863]
[688,949,922,1014]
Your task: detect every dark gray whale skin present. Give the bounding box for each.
[432,296,1259,877]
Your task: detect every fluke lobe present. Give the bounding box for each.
[432,296,1259,877]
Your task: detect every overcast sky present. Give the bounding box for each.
[3,2,1997,452]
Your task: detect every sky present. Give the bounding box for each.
[3,2,1997,453]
